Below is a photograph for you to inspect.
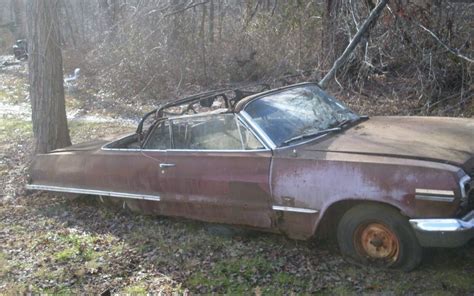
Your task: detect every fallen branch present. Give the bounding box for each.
[318,0,389,89]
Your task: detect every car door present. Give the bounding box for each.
[127,119,174,214]
[74,127,169,214]
[160,113,274,228]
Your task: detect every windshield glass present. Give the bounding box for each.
[244,84,359,147]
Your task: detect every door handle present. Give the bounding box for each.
[159,163,176,168]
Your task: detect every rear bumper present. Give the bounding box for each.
[409,210,474,248]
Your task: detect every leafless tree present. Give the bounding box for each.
[27,0,71,154]
[3,0,469,122]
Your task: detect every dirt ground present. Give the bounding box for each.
[1,57,473,294]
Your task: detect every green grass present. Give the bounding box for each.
[0,251,10,277]
[33,266,65,281]
[187,256,281,294]
[40,286,75,295]
[124,283,148,294]
[54,232,103,262]
[433,270,474,292]
[55,247,78,262]
[0,283,29,295]
[0,89,8,101]
[0,118,32,140]
[65,94,84,110]
[0,76,28,105]
[325,285,354,296]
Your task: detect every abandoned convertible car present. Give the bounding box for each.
[27,82,474,270]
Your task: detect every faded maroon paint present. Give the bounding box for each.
[30,145,166,196]
[29,142,275,229]
[142,150,273,228]
[270,147,462,239]
[308,116,474,171]
[28,114,473,240]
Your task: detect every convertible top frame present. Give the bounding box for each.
[136,84,271,136]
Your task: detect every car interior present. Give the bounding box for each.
[104,113,265,151]
[145,114,264,150]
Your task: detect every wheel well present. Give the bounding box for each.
[314,200,403,241]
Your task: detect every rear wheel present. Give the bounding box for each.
[337,204,422,271]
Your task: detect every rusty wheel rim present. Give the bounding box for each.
[354,222,400,263]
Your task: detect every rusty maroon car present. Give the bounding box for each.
[27,82,474,270]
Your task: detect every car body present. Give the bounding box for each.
[27,82,474,270]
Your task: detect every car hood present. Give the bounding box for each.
[304,116,474,171]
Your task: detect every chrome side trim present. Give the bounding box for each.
[239,111,276,149]
[272,205,318,214]
[415,188,457,202]
[25,184,161,201]
[415,189,454,196]
[165,148,270,153]
[415,195,455,202]
[235,115,246,150]
[102,148,143,152]
[268,157,275,198]
[103,147,270,153]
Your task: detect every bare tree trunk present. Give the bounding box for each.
[200,3,208,83]
[218,0,225,42]
[12,0,26,39]
[99,0,120,36]
[62,0,78,48]
[319,0,389,89]
[321,0,343,67]
[27,0,71,154]
[208,0,214,43]
[80,0,86,42]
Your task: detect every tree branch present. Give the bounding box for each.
[318,0,389,89]
[164,0,210,17]
[417,23,473,64]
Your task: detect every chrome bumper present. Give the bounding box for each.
[409,210,474,248]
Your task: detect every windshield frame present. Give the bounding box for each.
[239,83,361,149]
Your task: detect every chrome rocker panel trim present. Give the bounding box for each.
[272,205,319,214]
[25,184,161,201]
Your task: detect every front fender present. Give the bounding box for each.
[270,150,463,238]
